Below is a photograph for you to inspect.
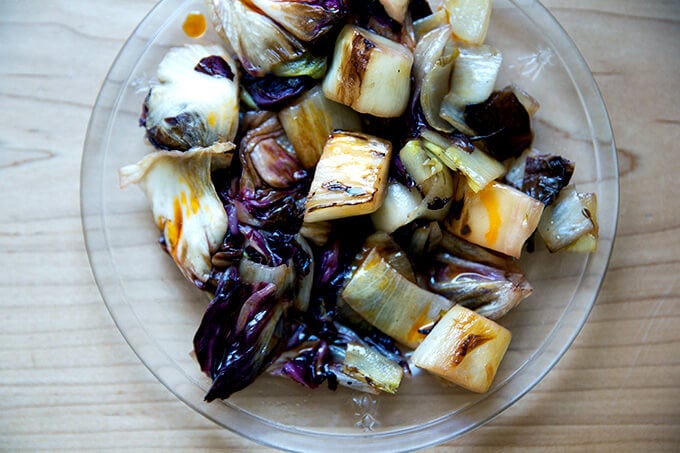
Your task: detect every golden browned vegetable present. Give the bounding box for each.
[341,247,453,349]
[412,304,511,393]
[304,131,391,223]
[278,86,362,169]
[322,25,413,118]
[445,176,544,259]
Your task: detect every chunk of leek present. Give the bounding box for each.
[421,129,506,193]
[445,176,544,259]
[413,9,448,41]
[341,247,453,348]
[304,131,392,223]
[412,304,511,393]
[443,45,502,110]
[278,85,362,169]
[338,342,404,394]
[442,0,492,45]
[322,25,413,118]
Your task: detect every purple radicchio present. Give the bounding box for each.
[193,267,288,401]
[464,86,534,161]
[426,253,533,320]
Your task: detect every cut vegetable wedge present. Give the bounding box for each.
[304,131,391,223]
[412,304,511,393]
[341,247,453,348]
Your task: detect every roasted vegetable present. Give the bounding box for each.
[241,72,317,111]
[269,318,405,395]
[194,268,287,401]
[278,85,362,169]
[537,186,598,252]
[304,131,392,223]
[438,230,519,271]
[442,0,492,46]
[440,44,502,133]
[341,246,453,348]
[421,129,506,193]
[522,154,575,205]
[412,304,511,393]
[445,175,544,259]
[236,113,309,230]
[372,139,454,233]
[413,8,448,41]
[322,25,414,117]
[413,25,458,133]
[427,253,533,320]
[378,0,410,23]
[464,87,534,161]
[207,0,306,76]
[249,0,347,42]
[140,45,239,150]
[337,341,404,394]
[119,142,234,285]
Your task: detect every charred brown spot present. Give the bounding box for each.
[451,334,492,366]
[582,208,592,220]
[460,224,471,236]
[450,196,465,220]
[323,180,352,191]
[337,33,375,105]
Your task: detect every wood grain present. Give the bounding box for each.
[1,0,679,451]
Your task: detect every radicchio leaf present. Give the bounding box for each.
[194,55,235,80]
[194,268,288,401]
[242,73,317,111]
[522,154,575,205]
[465,87,534,161]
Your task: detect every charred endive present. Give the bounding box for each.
[119,142,235,285]
[140,45,239,150]
[426,253,533,320]
[207,0,346,76]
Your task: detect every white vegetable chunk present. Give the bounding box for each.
[304,131,391,223]
[341,247,454,349]
[443,0,493,46]
[379,0,410,23]
[119,142,234,284]
[445,177,544,259]
[142,45,239,150]
[278,86,362,169]
[442,44,502,110]
[412,304,511,393]
[322,25,413,118]
[538,186,598,252]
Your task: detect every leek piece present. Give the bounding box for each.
[304,131,391,223]
[421,129,506,193]
[342,342,404,394]
[341,247,453,348]
[445,177,544,259]
[279,85,362,169]
[412,304,511,393]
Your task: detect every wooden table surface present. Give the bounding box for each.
[1,0,679,451]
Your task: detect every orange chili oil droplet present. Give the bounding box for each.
[183,12,206,38]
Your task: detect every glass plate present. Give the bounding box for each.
[81,0,619,450]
